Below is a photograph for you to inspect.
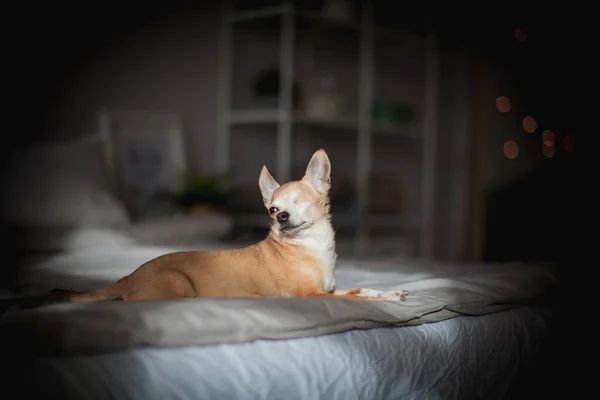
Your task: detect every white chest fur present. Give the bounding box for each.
[289,219,337,292]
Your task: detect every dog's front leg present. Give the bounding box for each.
[318,288,408,301]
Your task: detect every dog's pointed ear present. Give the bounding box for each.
[303,149,331,193]
[259,165,280,205]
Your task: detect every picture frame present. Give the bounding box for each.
[98,109,187,220]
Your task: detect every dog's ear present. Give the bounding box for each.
[303,149,331,193]
[259,165,280,205]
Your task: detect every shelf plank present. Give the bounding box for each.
[372,123,422,139]
[228,6,424,45]
[230,109,357,130]
[228,5,285,23]
[229,109,421,139]
[229,109,279,124]
[294,113,358,131]
[295,10,360,32]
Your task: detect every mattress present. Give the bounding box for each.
[24,306,550,400]
[1,244,558,399]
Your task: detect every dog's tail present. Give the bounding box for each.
[51,277,128,302]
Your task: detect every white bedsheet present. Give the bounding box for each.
[2,245,556,399]
[25,306,550,400]
[3,245,556,354]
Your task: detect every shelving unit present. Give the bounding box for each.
[216,0,439,258]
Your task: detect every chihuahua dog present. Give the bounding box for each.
[53,149,408,302]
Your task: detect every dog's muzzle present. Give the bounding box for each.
[276,211,290,224]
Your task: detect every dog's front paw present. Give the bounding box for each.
[357,288,409,301]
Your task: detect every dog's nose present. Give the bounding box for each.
[277,211,289,224]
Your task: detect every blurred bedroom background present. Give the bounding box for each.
[0,0,583,287]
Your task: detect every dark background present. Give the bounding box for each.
[1,2,590,395]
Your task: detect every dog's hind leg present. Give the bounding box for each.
[124,270,196,301]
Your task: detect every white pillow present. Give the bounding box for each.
[15,227,136,252]
[3,173,129,227]
[1,136,133,251]
[2,136,129,227]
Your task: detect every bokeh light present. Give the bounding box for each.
[495,96,511,113]
[503,140,519,159]
[542,144,556,158]
[523,116,537,133]
[542,130,555,147]
[515,29,527,41]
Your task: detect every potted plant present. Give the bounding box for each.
[169,170,236,216]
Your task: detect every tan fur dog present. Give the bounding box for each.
[53,149,408,302]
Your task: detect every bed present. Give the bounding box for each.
[1,240,560,399]
[0,134,561,400]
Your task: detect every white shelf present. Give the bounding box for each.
[227,5,424,46]
[229,109,421,139]
[217,1,439,258]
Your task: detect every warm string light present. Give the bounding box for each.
[542,130,555,147]
[495,101,565,159]
[503,140,519,159]
[497,30,576,160]
[522,116,537,133]
[542,143,556,158]
[495,96,520,160]
[495,96,518,159]
[514,29,527,42]
[495,96,511,113]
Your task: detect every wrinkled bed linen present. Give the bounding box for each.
[28,306,550,400]
[1,245,557,356]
